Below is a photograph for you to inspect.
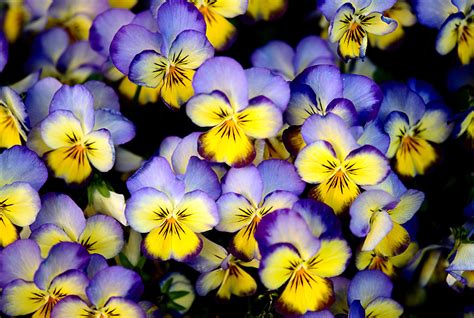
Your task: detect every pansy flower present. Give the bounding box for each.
[416,0,474,64]
[30,193,124,259]
[255,209,351,315]
[346,270,403,317]
[1,241,90,318]
[51,266,145,317]
[380,82,452,177]
[125,156,219,261]
[368,0,416,49]
[319,0,398,60]
[27,27,105,84]
[0,87,29,148]
[251,36,335,81]
[0,146,47,247]
[188,235,258,300]
[186,57,286,167]
[216,159,305,260]
[151,0,248,50]
[27,84,132,184]
[295,113,390,214]
[110,0,214,110]
[350,172,424,256]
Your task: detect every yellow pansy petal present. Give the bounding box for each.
[308,239,351,277]
[260,244,303,290]
[369,24,405,50]
[390,1,416,26]
[395,136,436,177]
[198,121,255,167]
[83,129,115,172]
[64,14,92,40]
[0,105,23,148]
[216,192,255,232]
[391,242,418,268]
[2,281,47,316]
[0,214,18,247]
[236,97,283,139]
[338,23,368,61]
[365,297,403,318]
[277,271,334,315]
[40,110,84,149]
[343,146,390,186]
[201,7,237,50]
[389,190,424,225]
[174,190,219,232]
[436,14,463,56]
[143,221,202,261]
[119,77,160,105]
[49,297,91,317]
[160,67,195,110]
[206,0,247,17]
[231,218,260,260]
[362,210,393,252]
[31,224,74,258]
[109,0,137,8]
[216,264,257,300]
[103,298,146,317]
[79,215,124,259]
[376,223,411,257]
[247,0,287,21]
[196,269,226,296]
[45,146,93,184]
[129,51,168,88]
[309,173,360,215]
[0,182,41,226]
[186,91,234,127]
[48,271,88,301]
[415,108,452,143]
[295,140,339,184]
[361,13,398,36]
[457,22,474,65]
[4,5,28,43]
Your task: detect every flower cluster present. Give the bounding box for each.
[0,0,473,317]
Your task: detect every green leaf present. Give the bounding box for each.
[168,290,189,300]
[166,300,186,312]
[161,278,173,293]
[118,253,134,269]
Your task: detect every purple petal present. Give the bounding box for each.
[356,121,390,154]
[222,165,263,206]
[89,8,135,57]
[255,209,321,259]
[318,0,347,19]
[415,0,457,28]
[170,132,200,175]
[48,0,108,19]
[184,157,221,200]
[86,254,108,279]
[363,171,407,198]
[105,297,147,318]
[168,29,214,66]
[131,10,159,32]
[0,239,42,288]
[379,82,426,125]
[407,78,442,105]
[326,98,358,126]
[193,57,248,112]
[28,28,69,70]
[87,266,144,307]
[365,0,397,12]
[348,270,393,307]
[257,159,305,197]
[84,81,120,111]
[94,109,135,145]
[51,295,90,318]
[292,199,341,239]
[294,36,335,74]
[0,32,8,72]
[126,156,185,200]
[156,0,206,49]
[349,300,365,318]
[31,193,86,240]
[245,67,290,111]
[25,77,62,127]
[110,24,162,75]
[34,242,90,290]
[342,74,383,125]
[251,40,295,80]
[50,84,95,133]
[285,83,318,125]
[57,41,105,75]
[298,64,344,112]
[0,145,48,190]
[159,136,182,164]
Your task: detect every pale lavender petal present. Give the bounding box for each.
[28,28,69,70]
[25,77,62,127]
[86,254,108,279]
[0,145,48,190]
[245,67,290,111]
[57,41,105,75]
[159,136,182,165]
[222,165,263,205]
[34,242,90,290]
[170,132,200,175]
[363,171,407,198]
[348,270,393,307]
[257,159,305,197]
[94,109,135,145]
[292,199,341,239]
[285,83,318,125]
[356,122,390,154]
[379,82,426,125]
[193,57,248,111]
[89,8,135,57]
[0,239,42,287]
[342,74,383,125]
[84,80,120,110]
[87,266,144,307]
[251,40,295,80]
[110,24,162,75]
[294,36,335,74]
[50,84,95,133]
[326,98,358,126]
[184,157,221,200]
[131,10,159,32]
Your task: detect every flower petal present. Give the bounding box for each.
[83,129,115,172]
[292,199,341,239]
[237,96,283,139]
[215,264,257,300]
[343,145,390,186]
[216,192,255,232]
[125,187,174,233]
[93,108,136,145]
[348,270,393,307]
[79,215,124,259]
[40,110,84,149]
[294,35,335,75]
[103,297,146,318]
[25,77,62,127]
[295,140,339,184]
[259,243,302,290]
[251,40,295,80]
[186,91,233,127]
[174,190,219,232]
[51,296,91,318]
[1,280,47,316]
[258,159,306,196]
[389,189,424,224]
[376,223,411,256]
[361,13,398,35]
[187,234,228,273]
[222,165,263,205]
[30,223,74,258]
[168,29,214,69]
[0,239,42,288]
[362,210,393,252]
[128,50,168,88]
[0,182,41,227]
[86,266,143,308]
[84,81,120,111]
[184,156,221,200]
[365,297,403,318]
[415,107,452,143]
[308,238,351,277]
[245,67,290,111]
